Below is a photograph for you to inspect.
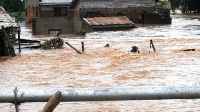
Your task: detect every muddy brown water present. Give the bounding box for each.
[0,14,200,111]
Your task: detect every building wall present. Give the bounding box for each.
[27,0,170,35]
[79,0,155,8]
[25,0,39,22]
[33,18,73,35]
[39,6,54,18]
[79,7,154,23]
[39,6,68,18]
[71,9,83,33]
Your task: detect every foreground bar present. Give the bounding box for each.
[0,86,200,103]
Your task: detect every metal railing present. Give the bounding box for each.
[1,86,200,111]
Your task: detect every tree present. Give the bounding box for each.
[0,0,24,12]
[169,0,181,11]
[188,0,200,13]
[169,0,200,13]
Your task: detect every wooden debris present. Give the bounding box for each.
[182,49,195,51]
[104,44,109,47]
[131,46,140,53]
[42,91,61,112]
[65,42,82,54]
[149,39,156,53]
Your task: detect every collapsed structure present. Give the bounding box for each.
[25,0,171,35]
[0,6,19,56]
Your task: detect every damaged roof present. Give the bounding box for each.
[80,0,155,8]
[0,6,6,13]
[0,6,19,30]
[39,0,73,5]
[83,16,135,30]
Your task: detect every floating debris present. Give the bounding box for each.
[182,49,196,51]
[19,39,40,44]
[42,38,64,50]
[131,46,140,53]
[104,44,109,47]
[65,42,82,54]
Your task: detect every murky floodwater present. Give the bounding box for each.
[0,14,200,111]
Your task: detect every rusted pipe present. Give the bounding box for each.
[42,91,61,112]
[0,86,200,103]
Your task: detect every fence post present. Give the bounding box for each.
[149,39,156,53]
[18,27,21,55]
[81,42,84,52]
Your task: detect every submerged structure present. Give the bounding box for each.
[0,6,19,56]
[25,0,171,35]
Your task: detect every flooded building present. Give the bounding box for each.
[25,0,75,35]
[25,0,171,35]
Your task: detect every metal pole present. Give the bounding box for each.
[0,86,200,103]
[65,42,82,54]
[14,87,19,112]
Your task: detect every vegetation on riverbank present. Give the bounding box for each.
[169,0,200,13]
[0,0,25,21]
[7,12,25,21]
[0,0,24,12]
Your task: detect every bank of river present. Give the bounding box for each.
[0,14,200,111]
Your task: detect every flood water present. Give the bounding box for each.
[0,14,200,111]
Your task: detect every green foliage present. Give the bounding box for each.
[8,12,25,21]
[187,0,200,13]
[170,0,200,13]
[169,0,181,11]
[42,38,64,50]
[0,0,24,12]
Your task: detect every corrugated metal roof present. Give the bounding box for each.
[40,0,73,4]
[0,7,19,30]
[83,16,134,26]
[80,0,155,8]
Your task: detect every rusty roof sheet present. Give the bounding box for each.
[83,16,134,26]
[0,6,19,30]
[80,0,155,8]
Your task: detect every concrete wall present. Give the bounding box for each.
[72,9,83,33]
[34,18,73,35]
